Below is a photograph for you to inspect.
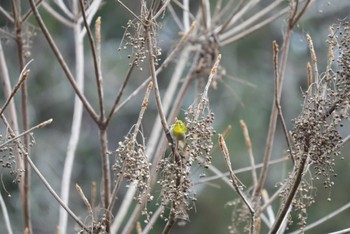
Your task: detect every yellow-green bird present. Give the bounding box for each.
[170,119,188,141]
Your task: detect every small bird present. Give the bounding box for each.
[170,119,188,141]
[171,119,190,162]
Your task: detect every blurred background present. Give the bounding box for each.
[1,0,350,233]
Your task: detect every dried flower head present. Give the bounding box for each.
[113,130,150,204]
[118,2,162,69]
[281,19,350,230]
[156,91,216,225]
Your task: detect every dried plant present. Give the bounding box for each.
[1,1,350,234]
[273,19,350,232]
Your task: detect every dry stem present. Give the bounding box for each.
[240,120,258,186]
[219,134,255,234]
[58,1,85,231]
[28,0,99,123]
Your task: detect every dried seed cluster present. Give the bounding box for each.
[281,19,350,229]
[156,95,216,224]
[292,180,316,228]
[77,218,108,234]
[279,175,316,230]
[113,134,150,203]
[185,104,216,168]
[118,17,162,69]
[193,36,221,80]
[157,156,194,222]
[291,20,350,189]
[226,198,251,234]
[0,132,33,184]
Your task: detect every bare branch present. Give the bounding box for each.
[0,6,14,22]
[289,202,350,234]
[219,134,255,234]
[28,0,99,123]
[0,118,53,149]
[272,41,294,164]
[58,2,85,231]
[0,60,32,116]
[0,193,13,234]
[306,34,319,86]
[240,120,258,186]
[79,0,105,121]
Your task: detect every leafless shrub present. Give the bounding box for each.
[1,1,350,234]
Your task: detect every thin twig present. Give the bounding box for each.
[107,82,153,215]
[218,0,284,38]
[0,192,13,234]
[152,0,171,21]
[197,54,221,116]
[40,2,75,27]
[220,7,288,46]
[213,0,223,17]
[1,117,88,231]
[272,41,294,164]
[220,0,259,32]
[53,0,74,19]
[194,157,289,185]
[105,61,136,127]
[116,0,142,22]
[78,0,103,38]
[213,0,235,23]
[0,28,15,39]
[261,189,275,226]
[91,181,97,209]
[0,6,14,22]
[219,134,255,234]
[239,120,258,186]
[328,228,350,234]
[251,4,296,208]
[113,84,154,234]
[112,22,195,116]
[289,0,313,28]
[75,184,93,221]
[168,4,184,32]
[26,151,90,232]
[199,0,211,30]
[11,1,32,231]
[21,0,44,24]
[142,205,165,234]
[0,62,31,116]
[79,0,105,121]
[171,0,196,23]
[288,202,350,234]
[99,128,111,230]
[0,119,53,149]
[144,21,172,144]
[28,0,99,124]
[307,62,313,88]
[217,0,246,34]
[0,40,23,216]
[306,34,319,87]
[182,0,190,31]
[270,153,309,233]
[58,2,85,231]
